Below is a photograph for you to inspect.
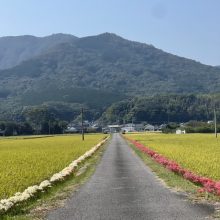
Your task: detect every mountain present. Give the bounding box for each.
[1,32,220,100]
[0,32,220,122]
[0,33,77,70]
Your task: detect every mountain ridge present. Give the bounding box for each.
[0,33,77,70]
[0,32,220,103]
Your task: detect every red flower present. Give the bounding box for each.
[126,137,220,196]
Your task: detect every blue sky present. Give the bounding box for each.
[0,0,219,66]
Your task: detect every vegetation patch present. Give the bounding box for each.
[125,133,220,180]
[0,134,106,200]
[125,135,220,205]
[102,94,220,124]
[1,137,109,219]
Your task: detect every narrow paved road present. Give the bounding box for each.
[47,134,214,220]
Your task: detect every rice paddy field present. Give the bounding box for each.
[126,133,220,181]
[0,134,106,199]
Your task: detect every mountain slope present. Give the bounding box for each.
[0,33,220,103]
[0,33,77,70]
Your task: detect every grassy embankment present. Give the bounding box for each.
[125,133,220,200]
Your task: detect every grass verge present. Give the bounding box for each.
[127,140,198,193]
[126,139,220,218]
[1,139,109,220]
[126,139,220,204]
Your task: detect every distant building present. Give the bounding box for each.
[107,125,121,133]
[134,124,145,131]
[157,124,166,131]
[145,124,155,131]
[179,123,185,127]
[65,126,78,133]
[0,130,5,136]
[121,124,135,133]
[176,129,186,134]
[65,121,98,133]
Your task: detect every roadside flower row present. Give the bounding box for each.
[125,137,220,196]
[0,137,109,213]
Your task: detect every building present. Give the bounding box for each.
[145,124,155,131]
[121,124,135,133]
[0,130,5,136]
[134,124,145,132]
[65,126,79,133]
[176,129,186,134]
[107,125,121,133]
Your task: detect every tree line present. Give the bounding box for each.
[102,94,220,124]
[1,94,220,136]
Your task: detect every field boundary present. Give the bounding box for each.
[0,135,54,140]
[124,135,220,197]
[19,135,54,140]
[0,136,109,213]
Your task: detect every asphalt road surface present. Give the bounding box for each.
[47,134,214,220]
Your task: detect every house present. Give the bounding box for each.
[87,124,102,133]
[134,124,145,131]
[145,124,155,131]
[65,126,78,133]
[121,124,135,133]
[158,124,167,131]
[0,130,5,136]
[176,129,186,134]
[65,122,82,133]
[107,125,121,133]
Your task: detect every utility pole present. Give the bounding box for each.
[81,108,84,141]
[214,108,217,138]
[48,120,51,135]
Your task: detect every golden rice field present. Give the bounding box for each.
[0,134,106,199]
[126,133,220,181]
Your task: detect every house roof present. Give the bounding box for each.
[108,125,120,128]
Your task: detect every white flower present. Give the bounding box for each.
[15,192,22,197]
[8,196,19,204]
[0,203,6,211]
[20,191,31,201]
[24,185,39,196]
[69,161,78,169]
[0,199,13,211]
[50,173,64,182]
[39,180,51,190]
[60,168,71,177]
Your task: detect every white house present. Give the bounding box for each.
[176,129,186,134]
[65,126,78,133]
[108,125,121,133]
[121,124,135,133]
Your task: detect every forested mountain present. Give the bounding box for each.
[0,33,220,123]
[1,32,220,101]
[0,33,77,69]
